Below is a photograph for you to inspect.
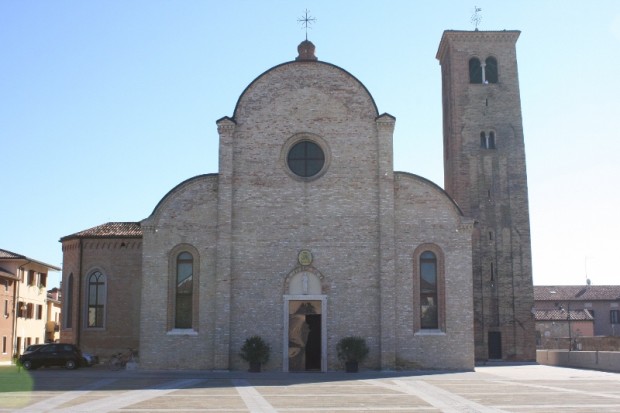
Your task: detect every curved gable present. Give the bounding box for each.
[144,174,218,225]
[232,60,379,122]
[395,171,464,218]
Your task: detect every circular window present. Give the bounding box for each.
[287,140,325,178]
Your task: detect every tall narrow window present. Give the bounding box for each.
[480,131,497,149]
[17,301,24,318]
[420,251,438,329]
[65,274,73,328]
[611,310,620,324]
[175,252,193,329]
[469,57,482,83]
[87,271,105,328]
[27,270,35,286]
[485,57,498,83]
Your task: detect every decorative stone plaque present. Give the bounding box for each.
[298,250,312,266]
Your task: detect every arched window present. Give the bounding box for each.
[488,131,496,149]
[175,252,193,329]
[64,273,73,328]
[420,251,438,329]
[469,57,482,84]
[485,57,498,83]
[87,271,105,328]
[480,131,497,149]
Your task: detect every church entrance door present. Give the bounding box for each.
[285,298,326,372]
[488,331,502,359]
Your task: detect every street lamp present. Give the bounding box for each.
[556,302,572,351]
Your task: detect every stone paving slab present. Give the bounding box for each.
[0,364,619,412]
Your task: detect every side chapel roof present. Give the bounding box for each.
[60,222,142,242]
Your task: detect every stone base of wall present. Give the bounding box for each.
[537,350,620,372]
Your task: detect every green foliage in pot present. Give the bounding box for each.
[336,336,369,363]
[239,335,271,364]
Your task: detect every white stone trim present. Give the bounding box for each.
[283,295,327,372]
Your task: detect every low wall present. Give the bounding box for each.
[539,336,620,351]
[537,350,620,372]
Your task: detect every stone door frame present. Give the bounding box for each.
[282,295,327,372]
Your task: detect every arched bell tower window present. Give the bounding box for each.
[469,57,482,84]
[485,57,498,83]
[480,131,496,149]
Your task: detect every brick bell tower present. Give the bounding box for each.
[436,30,536,361]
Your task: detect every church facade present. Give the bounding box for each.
[60,30,535,371]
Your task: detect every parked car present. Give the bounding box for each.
[82,352,99,366]
[24,344,46,354]
[19,343,84,370]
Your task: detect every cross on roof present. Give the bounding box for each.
[298,9,316,41]
[471,6,482,31]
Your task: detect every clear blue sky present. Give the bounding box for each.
[2,1,619,288]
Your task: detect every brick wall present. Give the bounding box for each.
[138,58,475,371]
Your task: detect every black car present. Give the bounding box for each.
[24,344,46,354]
[20,343,84,370]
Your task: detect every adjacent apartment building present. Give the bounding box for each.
[0,249,60,363]
[534,285,620,348]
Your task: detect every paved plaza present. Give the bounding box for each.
[1,364,619,412]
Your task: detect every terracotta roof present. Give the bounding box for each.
[534,285,620,301]
[60,222,142,241]
[0,248,61,271]
[0,265,19,280]
[534,309,594,322]
[0,248,26,259]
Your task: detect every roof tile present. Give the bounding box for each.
[534,308,594,321]
[60,222,142,241]
[534,285,620,301]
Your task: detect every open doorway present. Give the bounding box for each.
[287,299,325,372]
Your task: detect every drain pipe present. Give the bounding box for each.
[13,261,32,357]
[76,239,83,348]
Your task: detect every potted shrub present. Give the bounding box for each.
[239,335,270,372]
[336,336,369,373]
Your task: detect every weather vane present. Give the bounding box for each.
[298,9,316,41]
[471,6,482,31]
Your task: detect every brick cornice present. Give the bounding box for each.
[436,30,520,61]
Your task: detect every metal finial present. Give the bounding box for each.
[297,9,316,41]
[471,6,482,31]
